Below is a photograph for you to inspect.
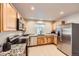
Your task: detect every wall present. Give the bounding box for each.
[25,21,52,34]
[52,21,62,31]
[52,12,79,31]
[61,13,79,23]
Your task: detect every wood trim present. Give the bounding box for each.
[0,4,1,32]
[0,4,3,32]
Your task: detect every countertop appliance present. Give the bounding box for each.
[3,42,11,52]
[57,23,79,56]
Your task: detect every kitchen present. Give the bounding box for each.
[0,3,79,56]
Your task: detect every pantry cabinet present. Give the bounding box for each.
[0,4,17,32]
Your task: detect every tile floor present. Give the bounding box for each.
[28,44,66,56]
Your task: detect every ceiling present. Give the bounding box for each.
[13,3,79,21]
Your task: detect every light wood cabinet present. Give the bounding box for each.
[37,35,54,45]
[37,36,45,45]
[0,4,3,32]
[53,36,57,45]
[1,4,17,32]
[0,4,1,32]
[0,3,25,32]
[46,35,54,44]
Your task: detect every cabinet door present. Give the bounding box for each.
[47,35,54,44]
[37,38,41,45]
[30,36,37,46]
[3,4,17,31]
[37,36,45,45]
[54,36,57,45]
[0,4,3,32]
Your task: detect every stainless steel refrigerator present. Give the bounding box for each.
[57,23,79,56]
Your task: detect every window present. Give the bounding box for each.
[35,23,45,35]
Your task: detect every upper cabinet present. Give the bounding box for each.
[2,4,17,31]
[0,4,1,32]
[0,4,3,32]
[0,3,25,32]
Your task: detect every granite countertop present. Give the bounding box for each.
[45,33,57,36]
[29,33,58,37]
[0,43,26,56]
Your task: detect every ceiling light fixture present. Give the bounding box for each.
[31,6,35,11]
[60,11,64,15]
[37,21,43,23]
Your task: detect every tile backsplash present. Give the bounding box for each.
[0,31,22,45]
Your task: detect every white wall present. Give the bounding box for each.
[25,21,52,34]
[61,13,79,23]
[52,13,79,31]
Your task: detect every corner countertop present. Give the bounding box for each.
[0,43,26,56]
[29,33,58,37]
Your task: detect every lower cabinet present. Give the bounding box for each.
[53,36,58,45]
[30,36,37,46]
[37,35,54,45]
[46,35,54,44]
[37,36,46,45]
[29,35,58,46]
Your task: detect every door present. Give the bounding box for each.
[61,24,72,55]
[57,36,63,51]
[57,24,72,55]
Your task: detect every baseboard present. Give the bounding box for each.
[28,43,56,47]
[57,48,68,56]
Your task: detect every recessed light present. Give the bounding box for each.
[37,21,43,23]
[60,11,64,15]
[31,6,35,10]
